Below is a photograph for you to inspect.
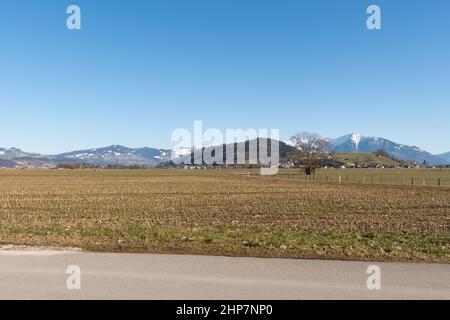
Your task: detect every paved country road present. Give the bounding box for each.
[0,247,448,299]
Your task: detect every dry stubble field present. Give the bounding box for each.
[0,169,448,262]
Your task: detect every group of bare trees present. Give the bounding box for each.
[289,132,333,175]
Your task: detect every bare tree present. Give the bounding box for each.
[290,132,332,175]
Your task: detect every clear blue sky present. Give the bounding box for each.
[1,0,449,154]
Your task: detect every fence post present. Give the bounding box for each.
[438,178,441,187]
[411,177,414,186]
[338,175,341,183]
[422,177,425,187]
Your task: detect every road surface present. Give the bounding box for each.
[0,246,448,299]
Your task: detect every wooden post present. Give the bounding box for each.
[438,178,441,187]
[338,175,341,183]
[411,177,414,186]
[422,178,425,187]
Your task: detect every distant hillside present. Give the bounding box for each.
[437,151,450,163]
[334,152,401,167]
[169,138,296,166]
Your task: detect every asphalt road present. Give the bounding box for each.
[0,247,448,299]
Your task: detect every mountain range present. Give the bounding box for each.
[0,146,171,168]
[1,133,449,168]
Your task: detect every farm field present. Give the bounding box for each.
[274,168,450,187]
[0,169,448,263]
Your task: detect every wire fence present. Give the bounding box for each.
[255,172,450,188]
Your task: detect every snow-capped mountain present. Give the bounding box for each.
[54,145,172,166]
[0,145,172,167]
[0,147,47,167]
[331,134,448,165]
[0,147,40,160]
